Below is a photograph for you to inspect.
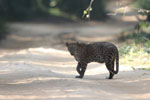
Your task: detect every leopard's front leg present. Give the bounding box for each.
[76,62,81,75]
[75,62,87,78]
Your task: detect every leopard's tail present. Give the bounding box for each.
[114,50,119,74]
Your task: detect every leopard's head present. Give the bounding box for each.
[66,42,86,56]
[66,42,78,55]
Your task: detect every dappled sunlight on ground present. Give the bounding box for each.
[126,93,150,100]
[0,69,150,100]
[6,77,66,85]
[0,47,108,76]
[0,47,150,100]
[0,95,91,100]
[0,47,136,76]
[0,69,12,75]
[121,16,138,22]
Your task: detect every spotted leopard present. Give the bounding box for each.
[66,42,119,79]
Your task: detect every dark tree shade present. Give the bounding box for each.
[0,0,50,20]
[57,0,108,19]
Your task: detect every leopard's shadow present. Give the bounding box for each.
[81,73,121,81]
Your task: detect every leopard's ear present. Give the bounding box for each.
[76,42,86,47]
[76,42,80,46]
[76,42,83,47]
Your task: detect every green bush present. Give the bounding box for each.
[119,21,150,56]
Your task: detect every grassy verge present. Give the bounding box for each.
[119,22,150,67]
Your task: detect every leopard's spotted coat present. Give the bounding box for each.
[66,42,119,79]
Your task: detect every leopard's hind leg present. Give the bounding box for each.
[105,60,115,79]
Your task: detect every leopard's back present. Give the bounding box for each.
[86,42,118,63]
[85,42,119,75]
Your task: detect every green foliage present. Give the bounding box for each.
[83,5,93,19]
[136,0,150,10]
[119,21,150,66]
[139,68,150,71]
[119,32,150,56]
[82,0,94,20]
[56,0,108,20]
[119,45,133,56]
[119,22,150,61]
[119,38,150,66]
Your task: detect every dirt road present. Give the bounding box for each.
[0,4,150,99]
[0,47,150,100]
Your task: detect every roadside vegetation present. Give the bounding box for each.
[118,0,150,67]
[119,22,150,66]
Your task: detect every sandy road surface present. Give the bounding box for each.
[0,4,150,99]
[0,47,150,100]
